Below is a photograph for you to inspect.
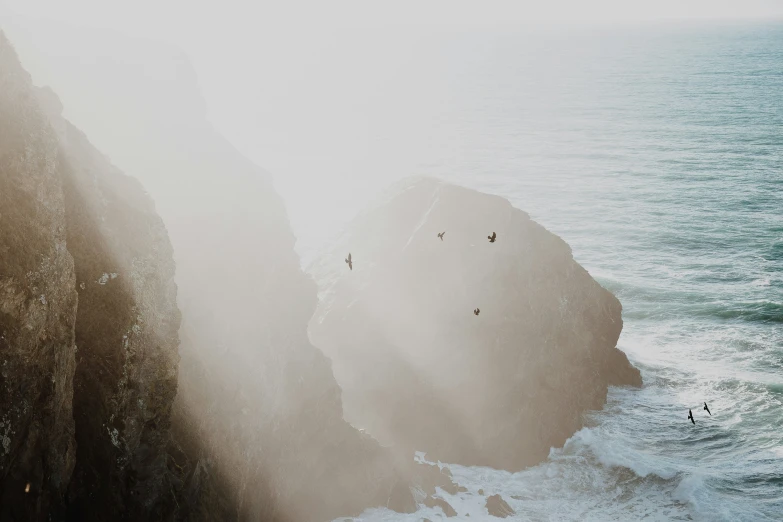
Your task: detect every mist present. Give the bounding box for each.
[4,0,782,262]
[1,1,781,521]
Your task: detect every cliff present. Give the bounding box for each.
[0,28,455,520]
[38,90,181,519]
[0,32,77,521]
[0,33,181,520]
[309,177,642,470]
[1,29,408,520]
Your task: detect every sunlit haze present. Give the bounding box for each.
[1,1,781,520]
[3,0,781,262]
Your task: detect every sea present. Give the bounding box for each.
[288,20,783,521]
[6,14,780,522]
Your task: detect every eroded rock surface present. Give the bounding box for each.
[1,32,181,520]
[0,31,77,522]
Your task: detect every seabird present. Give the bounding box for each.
[688,409,695,425]
[488,232,497,243]
[437,231,446,241]
[345,253,352,271]
[474,308,480,316]
[704,402,711,416]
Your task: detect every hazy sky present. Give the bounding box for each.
[3,0,783,35]
[2,0,782,260]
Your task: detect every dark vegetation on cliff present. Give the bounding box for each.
[310,177,642,470]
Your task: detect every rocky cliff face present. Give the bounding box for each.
[3,30,408,520]
[36,90,180,520]
[0,33,181,520]
[0,32,77,522]
[309,177,642,471]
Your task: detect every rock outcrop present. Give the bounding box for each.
[485,494,515,518]
[309,177,642,470]
[423,496,456,517]
[1,32,181,520]
[0,32,77,522]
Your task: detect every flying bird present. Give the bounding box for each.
[345,253,352,271]
[474,308,480,316]
[488,232,497,243]
[437,231,446,241]
[704,402,711,416]
[688,409,695,425]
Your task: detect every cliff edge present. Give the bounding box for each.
[0,32,181,520]
[0,31,78,521]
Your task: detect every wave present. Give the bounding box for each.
[559,427,679,481]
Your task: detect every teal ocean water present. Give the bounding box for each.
[320,21,782,521]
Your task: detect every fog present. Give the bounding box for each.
[1,1,781,520]
[3,0,782,262]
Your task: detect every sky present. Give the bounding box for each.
[3,0,783,34]
[2,0,782,260]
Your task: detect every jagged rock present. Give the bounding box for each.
[310,177,642,470]
[408,461,460,498]
[387,479,417,514]
[423,496,457,517]
[486,494,515,518]
[0,31,77,521]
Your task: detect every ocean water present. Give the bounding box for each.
[314,21,783,521]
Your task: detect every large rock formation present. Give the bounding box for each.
[1,32,181,520]
[309,177,642,470]
[3,29,409,520]
[0,32,78,522]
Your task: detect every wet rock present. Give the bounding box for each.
[387,479,417,513]
[424,496,457,517]
[408,461,461,497]
[486,494,515,518]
